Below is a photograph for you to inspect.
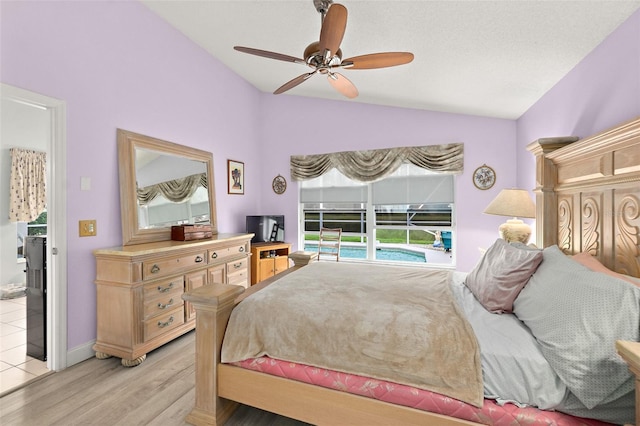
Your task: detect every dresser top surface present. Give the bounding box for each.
[94,233,253,257]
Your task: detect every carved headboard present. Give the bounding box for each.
[527,117,640,278]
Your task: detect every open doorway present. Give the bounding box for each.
[0,84,67,393]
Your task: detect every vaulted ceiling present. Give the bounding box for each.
[142,1,640,119]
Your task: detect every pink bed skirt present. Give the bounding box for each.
[231,357,612,426]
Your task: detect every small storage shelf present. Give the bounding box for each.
[250,242,291,285]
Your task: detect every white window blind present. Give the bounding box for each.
[372,175,454,205]
[301,164,453,205]
[300,168,368,203]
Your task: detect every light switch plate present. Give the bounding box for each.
[80,177,91,191]
[79,220,97,237]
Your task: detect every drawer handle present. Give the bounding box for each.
[158,316,174,328]
[195,255,204,263]
[239,246,245,253]
[157,282,174,293]
[157,299,174,310]
[211,252,218,259]
[150,264,160,274]
[233,262,243,269]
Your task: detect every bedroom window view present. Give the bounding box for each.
[300,166,455,266]
[16,210,47,259]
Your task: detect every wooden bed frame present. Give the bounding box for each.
[183,116,640,426]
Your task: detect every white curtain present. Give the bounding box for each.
[9,148,47,222]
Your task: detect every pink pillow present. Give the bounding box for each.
[572,252,640,287]
[465,239,543,313]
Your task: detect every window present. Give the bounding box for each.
[300,165,455,266]
[17,210,47,259]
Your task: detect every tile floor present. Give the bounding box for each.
[0,295,49,395]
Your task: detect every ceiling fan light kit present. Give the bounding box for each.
[233,0,414,99]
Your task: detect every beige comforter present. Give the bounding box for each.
[221,262,483,407]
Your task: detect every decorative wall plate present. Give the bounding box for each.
[473,164,496,190]
[272,174,287,194]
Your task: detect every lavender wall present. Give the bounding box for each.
[1,1,261,351]
[3,0,581,360]
[516,8,640,192]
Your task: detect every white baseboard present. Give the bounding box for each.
[66,340,96,368]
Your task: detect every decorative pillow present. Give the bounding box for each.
[464,239,543,313]
[572,252,640,287]
[509,242,540,251]
[513,245,640,409]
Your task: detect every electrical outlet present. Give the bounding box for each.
[79,220,97,237]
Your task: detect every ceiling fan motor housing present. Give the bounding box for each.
[304,41,342,70]
[313,0,333,15]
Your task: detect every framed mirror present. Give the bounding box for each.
[117,129,217,246]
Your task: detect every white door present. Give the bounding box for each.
[1,83,68,371]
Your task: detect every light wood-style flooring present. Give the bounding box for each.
[0,331,310,426]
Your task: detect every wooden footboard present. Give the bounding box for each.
[181,282,244,426]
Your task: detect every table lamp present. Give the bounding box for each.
[483,188,536,244]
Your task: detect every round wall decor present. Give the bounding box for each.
[473,164,496,190]
[272,174,287,194]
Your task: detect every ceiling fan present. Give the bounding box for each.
[233,0,414,99]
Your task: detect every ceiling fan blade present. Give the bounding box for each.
[318,3,347,58]
[274,72,316,95]
[327,72,358,99]
[341,52,414,70]
[234,46,306,65]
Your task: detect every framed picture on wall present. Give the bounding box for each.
[227,159,244,195]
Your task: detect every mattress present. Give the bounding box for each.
[231,357,611,426]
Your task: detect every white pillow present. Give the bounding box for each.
[451,272,568,410]
[513,245,640,409]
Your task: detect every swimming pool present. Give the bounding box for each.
[305,244,426,263]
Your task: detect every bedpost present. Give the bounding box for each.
[615,341,640,426]
[183,284,245,426]
[526,137,578,248]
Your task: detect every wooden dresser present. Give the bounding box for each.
[93,233,252,366]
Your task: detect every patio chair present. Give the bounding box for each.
[318,228,342,261]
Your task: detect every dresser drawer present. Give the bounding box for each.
[143,293,184,320]
[143,277,184,300]
[227,258,248,287]
[142,251,207,280]
[208,243,248,262]
[144,306,185,341]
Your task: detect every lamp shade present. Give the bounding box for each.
[483,189,535,218]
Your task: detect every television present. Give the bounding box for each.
[246,215,285,244]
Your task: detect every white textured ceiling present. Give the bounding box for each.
[142,0,640,119]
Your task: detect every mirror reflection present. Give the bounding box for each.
[117,129,217,246]
[135,148,210,229]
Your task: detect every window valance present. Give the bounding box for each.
[290,143,463,182]
[137,173,207,205]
